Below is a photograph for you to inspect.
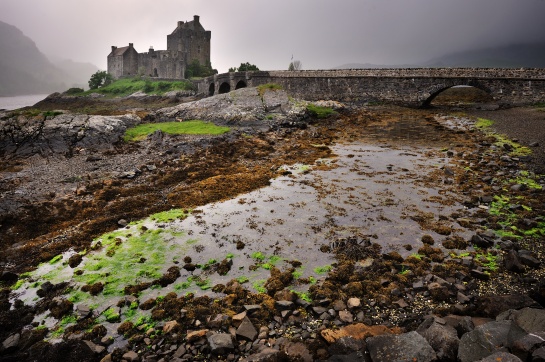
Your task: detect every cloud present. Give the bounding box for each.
[2,0,545,72]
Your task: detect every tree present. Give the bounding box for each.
[88,70,113,89]
[185,60,217,79]
[288,60,302,71]
[229,62,259,72]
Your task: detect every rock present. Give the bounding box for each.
[519,253,541,268]
[502,308,545,333]
[283,342,313,362]
[458,320,527,362]
[529,142,540,147]
[153,87,307,126]
[511,332,545,361]
[478,352,522,362]
[186,329,208,342]
[275,301,294,311]
[367,331,437,362]
[76,304,91,319]
[122,350,139,361]
[1,333,20,352]
[232,311,247,326]
[338,310,354,323]
[117,219,128,227]
[83,340,106,355]
[347,297,361,309]
[321,323,399,344]
[328,336,365,355]
[505,250,525,273]
[173,345,186,358]
[474,295,538,318]
[236,316,258,341]
[163,320,179,334]
[533,347,545,362]
[417,317,460,362]
[208,333,235,355]
[240,347,287,362]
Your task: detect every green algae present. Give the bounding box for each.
[150,209,191,223]
[313,265,332,274]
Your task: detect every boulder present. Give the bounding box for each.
[417,317,460,362]
[458,320,527,362]
[366,331,437,362]
[208,333,234,355]
[236,316,258,341]
[477,352,522,361]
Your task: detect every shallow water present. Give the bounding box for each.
[0,94,48,110]
[11,113,476,338]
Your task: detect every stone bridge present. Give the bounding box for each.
[195,68,545,108]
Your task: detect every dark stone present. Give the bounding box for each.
[506,308,545,333]
[471,269,490,281]
[474,295,538,318]
[367,331,436,362]
[1,333,20,353]
[208,333,234,355]
[511,332,545,361]
[478,352,522,362]
[417,317,460,362]
[505,250,525,273]
[0,271,19,283]
[236,316,258,341]
[519,253,541,268]
[533,347,545,362]
[458,320,527,362]
[275,301,294,311]
[328,336,365,355]
[240,347,287,362]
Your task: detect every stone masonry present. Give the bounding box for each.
[196,68,545,108]
[107,15,211,80]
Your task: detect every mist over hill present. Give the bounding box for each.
[0,21,98,96]
[334,43,545,69]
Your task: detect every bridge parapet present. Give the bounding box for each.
[267,68,545,79]
[195,68,545,107]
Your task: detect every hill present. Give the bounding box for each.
[333,43,545,69]
[0,21,98,96]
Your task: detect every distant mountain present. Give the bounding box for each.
[0,21,98,96]
[333,63,417,69]
[47,56,99,89]
[424,44,545,68]
[333,43,545,70]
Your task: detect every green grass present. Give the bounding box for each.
[313,265,332,274]
[307,104,336,119]
[253,280,267,293]
[257,83,282,97]
[475,118,531,156]
[79,77,194,97]
[123,121,230,142]
[150,209,190,222]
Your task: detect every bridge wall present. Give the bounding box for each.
[195,69,545,107]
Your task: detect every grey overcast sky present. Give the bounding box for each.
[2,0,545,72]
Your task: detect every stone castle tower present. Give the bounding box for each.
[107,15,211,79]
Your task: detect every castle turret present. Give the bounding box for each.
[193,15,200,25]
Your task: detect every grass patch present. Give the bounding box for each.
[150,208,190,222]
[307,104,336,119]
[475,118,531,156]
[123,121,230,142]
[253,280,267,293]
[313,265,332,274]
[79,77,194,97]
[257,83,282,97]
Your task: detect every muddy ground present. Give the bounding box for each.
[0,91,544,361]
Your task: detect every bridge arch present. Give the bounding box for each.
[235,80,247,90]
[219,82,231,94]
[208,83,215,96]
[421,80,492,108]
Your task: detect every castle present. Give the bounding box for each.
[107,15,211,80]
